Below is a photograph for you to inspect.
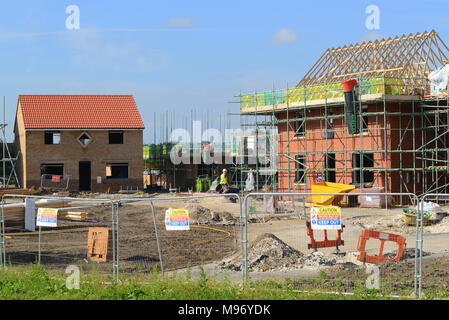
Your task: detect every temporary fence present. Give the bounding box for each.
[110,198,163,277]
[0,193,244,282]
[243,192,423,298]
[417,193,449,298]
[246,193,306,221]
[116,193,244,281]
[0,194,117,279]
[0,191,437,298]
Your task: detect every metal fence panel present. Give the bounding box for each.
[117,194,244,281]
[417,193,449,298]
[1,195,116,279]
[243,192,422,297]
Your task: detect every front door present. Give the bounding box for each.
[79,161,91,191]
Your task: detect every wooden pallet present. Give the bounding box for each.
[87,227,112,262]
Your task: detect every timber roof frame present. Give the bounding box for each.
[297,30,449,87]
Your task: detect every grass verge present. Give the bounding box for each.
[0,263,438,300]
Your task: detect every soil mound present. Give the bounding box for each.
[220,233,355,272]
[185,203,237,225]
[220,233,303,272]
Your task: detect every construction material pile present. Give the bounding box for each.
[220,233,303,272]
[383,248,431,260]
[3,199,72,227]
[58,211,89,221]
[220,233,354,272]
[185,201,236,226]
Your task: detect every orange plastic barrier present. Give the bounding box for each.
[306,220,344,251]
[356,229,406,264]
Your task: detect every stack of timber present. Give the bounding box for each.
[2,199,71,227]
[58,211,88,221]
[0,188,40,197]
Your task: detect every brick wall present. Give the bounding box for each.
[19,129,143,192]
[276,101,417,194]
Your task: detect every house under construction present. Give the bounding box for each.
[238,30,449,204]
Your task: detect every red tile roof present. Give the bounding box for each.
[18,95,145,129]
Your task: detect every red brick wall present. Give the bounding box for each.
[276,102,418,195]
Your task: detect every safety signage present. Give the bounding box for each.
[36,208,58,227]
[310,206,341,230]
[165,208,190,230]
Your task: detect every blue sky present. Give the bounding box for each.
[0,0,448,142]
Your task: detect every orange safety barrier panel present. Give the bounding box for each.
[356,229,406,264]
[87,227,110,262]
[306,220,344,251]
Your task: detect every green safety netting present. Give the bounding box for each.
[143,143,174,157]
[264,90,284,105]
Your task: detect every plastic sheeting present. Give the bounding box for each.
[428,64,449,95]
[244,172,255,192]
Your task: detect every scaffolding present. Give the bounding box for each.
[143,109,236,192]
[229,126,278,192]
[1,97,19,188]
[235,31,449,204]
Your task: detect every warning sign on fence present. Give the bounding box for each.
[165,208,189,230]
[36,208,58,227]
[310,206,341,230]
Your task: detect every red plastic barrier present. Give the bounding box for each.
[356,229,406,264]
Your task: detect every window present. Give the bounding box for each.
[78,132,92,147]
[352,153,374,184]
[327,108,333,129]
[106,163,129,179]
[40,163,64,176]
[323,107,334,139]
[326,154,336,183]
[294,155,306,184]
[362,105,369,132]
[109,130,124,144]
[295,111,305,137]
[44,131,60,145]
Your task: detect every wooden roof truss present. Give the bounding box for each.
[297,30,449,88]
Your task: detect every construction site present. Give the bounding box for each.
[2,30,449,299]
[238,31,449,203]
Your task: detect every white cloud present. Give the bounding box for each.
[270,28,298,44]
[64,28,168,73]
[164,16,197,28]
[0,29,66,43]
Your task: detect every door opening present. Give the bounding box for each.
[326,154,336,182]
[79,161,91,191]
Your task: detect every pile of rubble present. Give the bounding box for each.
[185,201,236,225]
[219,233,351,272]
[383,248,431,260]
[220,233,303,272]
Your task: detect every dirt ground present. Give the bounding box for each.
[303,254,449,296]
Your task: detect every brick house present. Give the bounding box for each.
[14,95,144,192]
